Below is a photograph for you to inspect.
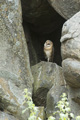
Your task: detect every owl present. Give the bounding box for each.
[44,40,54,62]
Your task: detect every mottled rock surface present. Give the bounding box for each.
[48,0,80,19]
[60,11,80,112]
[61,12,80,88]
[61,12,80,60]
[31,61,65,107]
[62,58,80,88]
[0,111,18,120]
[32,62,56,93]
[68,86,80,117]
[32,61,56,106]
[46,65,66,118]
[0,0,33,119]
[0,0,33,91]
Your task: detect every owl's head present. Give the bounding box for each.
[44,40,53,50]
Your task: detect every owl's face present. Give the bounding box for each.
[44,40,53,50]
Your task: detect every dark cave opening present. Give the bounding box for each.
[29,27,63,66]
[23,19,65,66]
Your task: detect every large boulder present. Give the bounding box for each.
[61,12,80,88]
[48,0,80,19]
[31,61,65,108]
[62,58,80,88]
[0,0,33,92]
[32,62,57,93]
[61,12,80,60]
[31,61,57,106]
[60,10,80,118]
[46,65,66,118]
[0,0,33,119]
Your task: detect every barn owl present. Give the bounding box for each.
[44,40,54,62]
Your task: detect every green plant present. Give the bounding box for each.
[22,89,80,120]
[22,89,41,120]
[48,93,80,120]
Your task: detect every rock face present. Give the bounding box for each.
[62,58,80,88]
[0,0,33,119]
[46,65,66,118]
[61,11,80,116]
[0,111,18,120]
[61,12,80,60]
[32,61,57,106]
[32,62,57,93]
[31,61,66,117]
[48,0,80,19]
[68,87,80,116]
[61,12,80,88]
